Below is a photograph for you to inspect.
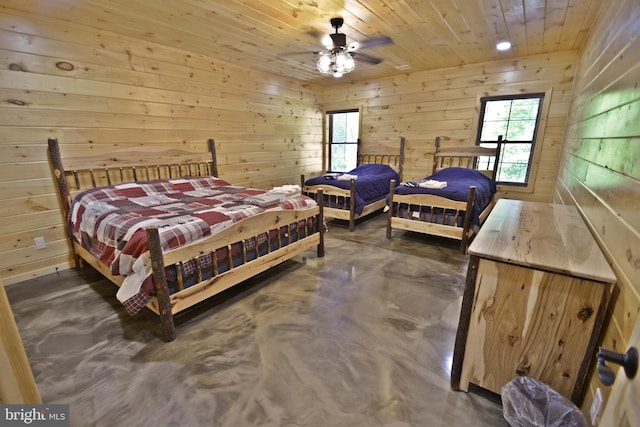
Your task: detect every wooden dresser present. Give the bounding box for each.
[450,199,616,404]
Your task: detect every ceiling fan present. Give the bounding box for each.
[281,17,393,77]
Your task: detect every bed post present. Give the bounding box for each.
[386,180,396,239]
[47,138,72,220]
[432,136,441,174]
[317,189,325,257]
[48,138,83,269]
[348,178,356,232]
[145,226,176,342]
[207,138,219,178]
[398,137,406,181]
[459,186,476,253]
[492,135,503,181]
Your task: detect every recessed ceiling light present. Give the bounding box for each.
[395,64,411,70]
[496,41,511,51]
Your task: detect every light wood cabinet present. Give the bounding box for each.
[450,200,616,404]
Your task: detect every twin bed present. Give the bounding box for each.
[301,137,406,231]
[386,137,500,252]
[48,138,324,342]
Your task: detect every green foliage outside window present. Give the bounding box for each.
[331,144,358,172]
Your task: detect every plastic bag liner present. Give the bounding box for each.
[501,376,587,427]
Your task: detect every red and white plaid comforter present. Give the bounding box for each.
[69,177,317,314]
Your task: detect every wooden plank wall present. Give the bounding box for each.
[553,0,640,414]
[0,8,323,285]
[323,51,577,202]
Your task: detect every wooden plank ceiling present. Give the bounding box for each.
[3,0,601,85]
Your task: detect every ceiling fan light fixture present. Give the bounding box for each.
[317,53,333,73]
[335,51,355,72]
[317,50,355,77]
[304,17,391,77]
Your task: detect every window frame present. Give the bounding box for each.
[474,91,548,191]
[327,108,360,173]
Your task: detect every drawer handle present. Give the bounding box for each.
[597,346,638,386]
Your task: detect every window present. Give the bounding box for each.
[477,94,544,185]
[328,109,360,172]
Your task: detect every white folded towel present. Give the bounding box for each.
[418,179,447,189]
[268,184,301,197]
[323,173,341,180]
[244,193,283,207]
[337,173,358,181]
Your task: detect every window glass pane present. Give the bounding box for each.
[484,100,512,120]
[506,120,536,141]
[345,112,359,141]
[505,98,540,140]
[481,120,508,141]
[332,112,359,143]
[332,114,347,142]
[480,100,512,140]
[511,99,540,119]
[496,143,531,183]
[477,142,497,171]
[330,143,358,172]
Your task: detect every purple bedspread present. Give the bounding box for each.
[305,164,399,214]
[391,167,496,225]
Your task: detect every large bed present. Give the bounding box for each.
[301,137,405,231]
[386,136,500,252]
[48,138,325,342]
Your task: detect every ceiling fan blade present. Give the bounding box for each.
[306,29,323,39]
[351,51,383,65]
[277,50,324,57]
[353,35,393,50]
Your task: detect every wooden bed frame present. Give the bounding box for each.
[48,138,324,342]
[386,136,500,253]
[301,137,406,232]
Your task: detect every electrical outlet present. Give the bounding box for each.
[590,387,604,426]
[34,236,46,249]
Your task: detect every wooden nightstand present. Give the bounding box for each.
[450,199,616,404]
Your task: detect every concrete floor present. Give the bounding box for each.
[7,213,508,426]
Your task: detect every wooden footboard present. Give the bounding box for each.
[386,179,479,253]
[68,204,323,342]
[301,177,358,231]
[147,205,324,341]
[301,177,390,232]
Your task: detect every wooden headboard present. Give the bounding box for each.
[357,136,406,181]
[432,136,500,180]
[48,138,219,219]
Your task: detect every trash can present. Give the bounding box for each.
[501,376,588,427]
